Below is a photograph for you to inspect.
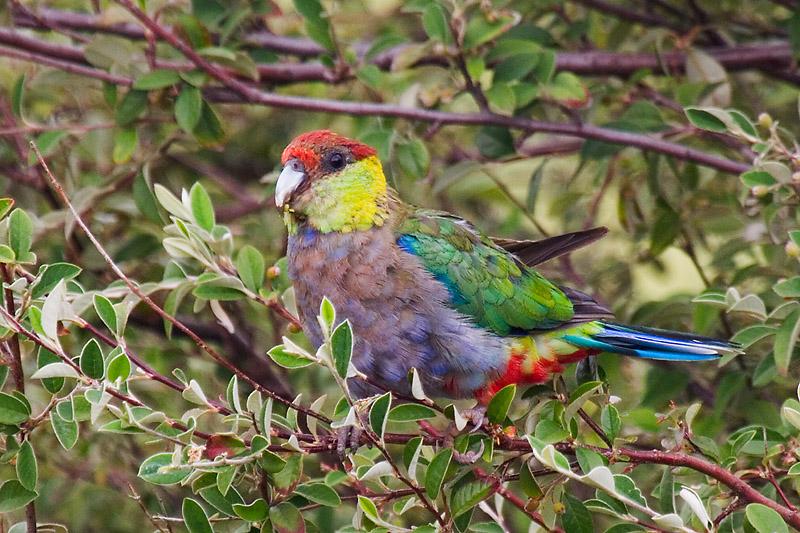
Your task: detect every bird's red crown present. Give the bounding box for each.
[281,130,377,173]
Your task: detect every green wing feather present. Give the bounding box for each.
[396,209,574,335]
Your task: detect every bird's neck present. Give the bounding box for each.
[285,156,391,234]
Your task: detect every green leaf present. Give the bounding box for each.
[319,297,336,330]
[650,207,681,256]
[267,346,314,369]
[236,245,264,293]
[113,127,138,164]
[0,393,29,425]
[0,198,15,221]
[463,12,516,49]
[270,501,305,533]
[295,482,341,507]
[107,351,132,382]
[774,308,800,375]
[232,499,268,521]
[116,89,148,126]
[331,320,353,379]
[526,160,546,211]
[0,480,37,512]
[94,294,119,335]
[601,404,621,442]
[51,409,78,449]
[16,441,37,491]
[494,53,540,83]
[11,74,24,118]
[388,404,437,422]
[37,348,64,394]
[80,338,105,380]
[0,244,14,262]
[369,392,392,440]
[562,494,593,533]
[260,450,286,474]
[731,325,777,349]
[476,126,514,158]
[745,503,788,533]
[486,384,515,424]
[534,419,569,443]
[30,130,66,163]
[685,107,728,132]
[132,172,162,223]
[396,137,431,179]
[421,3,451,44]
[546,72,589,108]
[425,448,452,499]
[133,70,181,90]
[183,498,213,533]
[193,101,225,146]
[775,277,800,298]
[175,85,203,133]
[193,279,246,301]
[520,461,544,498]
[139,452,190,485]
[31,263,81,299]
[450,476,494,517]
[741,170,777,188]
[486,82,516,114]
[189,182,215,231]
[728,109,757,137]
[8,209,33,259]
[31,362,79,380]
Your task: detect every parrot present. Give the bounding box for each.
[274,130,740,404]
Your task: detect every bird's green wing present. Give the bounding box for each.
[396,209,575,336]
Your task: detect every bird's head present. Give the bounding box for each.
[276,130,390,233]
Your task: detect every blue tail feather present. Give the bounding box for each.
[564,322,741,362]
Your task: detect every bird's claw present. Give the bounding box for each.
[461,406,488,433]
[335,425,363,459]
[452,440,485,464]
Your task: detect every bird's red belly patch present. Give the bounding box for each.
[475,341,597,404]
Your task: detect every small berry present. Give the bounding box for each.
[786,241,800,258]
[267,265,281,279]
[758,112,773,128]
[752,185,770,197]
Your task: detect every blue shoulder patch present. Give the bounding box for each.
[397,234,467,306]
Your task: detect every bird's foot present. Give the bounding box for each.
[461,406,488,433]
[335,425,363,459]
[452,440,485,464]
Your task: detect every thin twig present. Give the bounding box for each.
[473,467,556,532]
[1,264,37,533]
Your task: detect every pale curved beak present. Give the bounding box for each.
[275,159,306,207]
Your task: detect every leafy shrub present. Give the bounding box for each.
[1,1,800,532]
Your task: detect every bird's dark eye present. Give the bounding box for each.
[327,152,346,170]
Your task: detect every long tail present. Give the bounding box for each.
[475,322,740,402]
[562,322,741,362]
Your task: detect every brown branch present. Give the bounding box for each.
[572,0,687,33]
[8,8,800,80]
[0,23,754,175]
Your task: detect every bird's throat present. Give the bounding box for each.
[286,156,391,234]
